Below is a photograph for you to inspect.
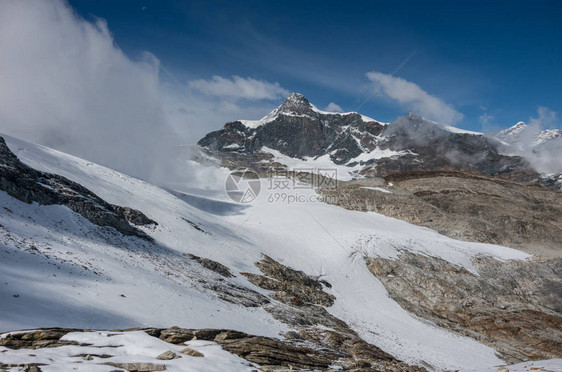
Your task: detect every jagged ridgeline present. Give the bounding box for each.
[196,93,558,187]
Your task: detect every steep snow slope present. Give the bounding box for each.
[1,135,533,370]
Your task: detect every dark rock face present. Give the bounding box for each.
[242,255,335,307]
[111,205,157,226]
[186,253,234,278]
[197,94,543,184]
[0,137,151,239]
[370,114,536,180]
[197,93,387,167]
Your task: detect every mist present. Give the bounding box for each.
[0,0,182,182]
[495,107,562,174]
[0,0,241,196]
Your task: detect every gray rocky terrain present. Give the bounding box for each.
[366,252,562,364]
[318,170,562,256]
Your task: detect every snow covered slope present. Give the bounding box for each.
[0,134,536,370]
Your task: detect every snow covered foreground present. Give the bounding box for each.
[0,331,255,372]
[0,135,541,371]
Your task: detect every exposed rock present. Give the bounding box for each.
[73,353,113,359]
[179,347,204,357]
[219,335,331,369]
[181,217,209,234]
[157,327,248,344]
[111,205,157,226]
[264,302,348,330]
[103,362,166,371]
[2,327,423,371]
[319,170,562,256]
[0,364,45,372]
[186,253,234,277]
[366,252,562,363]
[156,350,180,360]
[209,281,271,308]
[0,329,81,349]
[241,255,335,307]
[22,366,43,372]
[241,255,349,330]
[237,256,424,371]
[0,137,151,240]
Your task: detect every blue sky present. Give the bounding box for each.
[0,0,559,179]
[66,0,562,132]
[0,0,536,135]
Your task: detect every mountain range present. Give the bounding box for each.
[0,95,561,371]
[197,93,560,188]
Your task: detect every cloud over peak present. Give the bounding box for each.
[324,102,343,112]
[366,71,463,125]
[188,75,288,101]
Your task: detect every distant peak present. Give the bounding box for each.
[405,112,423,120]
[285,92,307,102]
[498,121,528,137]
[278,93,312,113]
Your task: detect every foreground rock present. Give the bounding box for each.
[0,327,422,371]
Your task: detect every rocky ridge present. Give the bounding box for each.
[197,93,547,186]
[0,137,153,239]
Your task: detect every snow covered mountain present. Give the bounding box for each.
[494,121,562,177]
[197,93,541,183]
[496,121,562,148]
[1,134,561,371]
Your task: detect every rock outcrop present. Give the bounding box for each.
[0,137,152,239]
[0,327,424,371]
[366,252,562,363]
[238,255,424,371]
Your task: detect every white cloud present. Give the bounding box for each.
[324,102,343,112]
[0,0,282,195]
[496,106,561,174]
[529,106,557,128]
[0,0,179,181]
[188,75,288,101]
[366,71,463,124]
[479,113,494,126]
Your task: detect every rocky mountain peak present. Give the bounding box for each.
[405,112,423,121]
[277,92,313,114]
